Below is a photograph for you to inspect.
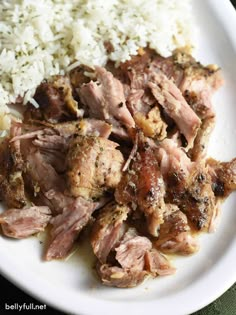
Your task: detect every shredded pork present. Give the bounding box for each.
[0,48,234,289]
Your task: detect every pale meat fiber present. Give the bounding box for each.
[0,0,195,113]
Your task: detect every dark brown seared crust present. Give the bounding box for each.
[115,133,165,237]
[34,82,66,121]
[0,123,26,209]
[165,165,216,231]
[25,76,79,123]
[207,158,236,197]
[182,171,215,230]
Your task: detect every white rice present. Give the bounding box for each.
[0,0,196,122]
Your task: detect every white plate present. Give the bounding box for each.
[0,1,236,314]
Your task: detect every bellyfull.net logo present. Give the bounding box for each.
[5,303,47,311]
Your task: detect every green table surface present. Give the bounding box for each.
[191,283,236,315]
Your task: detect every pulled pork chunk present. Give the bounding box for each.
[91,198,175,288]
[91,202,129,264]
[122,48,223,156]
[188,117,215,161]
[26,76,82,123]
[127,81,167,140]
[153,50,223,97]
[115,228,152,270]
[166,163,216,231]
[0,47,230,288]
[5,120,116,259]
[207,158,236,197]
[23,120,111,174]
[45,197,98,260]
[11,123,72,208]
[24,147,68,214]
[155,204,199,255]
[66,136,124,199]
[25,148,65,193]
[155,138,216,231]
[79,67,135,138]
[116,134,165,237]
[97,228,174,288]
[181,166,216,231]
[0,206,51,238]
[123,52,167,140]
[148,72,201,149]
[0,122,26,208]
[153,49,223,159]
[11,124,71,173]
[119,48,154,83]
[181,60,223,159]
[156,138,194,178]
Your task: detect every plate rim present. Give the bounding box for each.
[0,1,236,314]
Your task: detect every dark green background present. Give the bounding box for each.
[0,1,236,314]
